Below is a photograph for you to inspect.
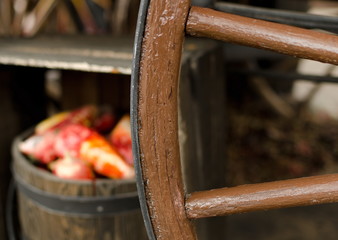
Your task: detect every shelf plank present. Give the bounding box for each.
[0,36,217,74]
[0,36,134,74]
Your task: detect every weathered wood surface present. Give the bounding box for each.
[133,3,338,240]
[0,37,134,74]
[18,194,146,240]
[135,0,196,239]
[0,36,213,76]
[186,6,338,65]
[13,132,147,240]
[186,174,338,219]
[61,71,131,113]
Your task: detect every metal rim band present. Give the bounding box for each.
[13,170,140,216]
[130,0,156,239]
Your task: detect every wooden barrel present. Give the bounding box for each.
[11,129,148,240]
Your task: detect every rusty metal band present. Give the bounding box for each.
[130,0,156,239]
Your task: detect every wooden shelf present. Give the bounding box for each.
[0,35,218,75]
[0,36,134,74]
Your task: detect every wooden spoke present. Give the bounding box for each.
[186,174,338,219]
[133,2,338,240]
[186,6,338,65]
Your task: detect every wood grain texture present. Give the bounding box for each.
[0,37,134,74]
[136,0,196,239]
[0,0,11,35]
[186,174,338,219]
[61,71,131,113]
[13,132,147,240]
[18,194,147,240]
[61,72,100,111]
[186,6,338,65]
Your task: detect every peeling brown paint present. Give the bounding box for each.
[137,0,196,239]
[136,4,338,239]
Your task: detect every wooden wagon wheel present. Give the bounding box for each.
[131,1,338,239]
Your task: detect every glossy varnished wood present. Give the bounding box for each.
[186,6,338,65]
[136,0,196,239]
[186,174,338,219]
